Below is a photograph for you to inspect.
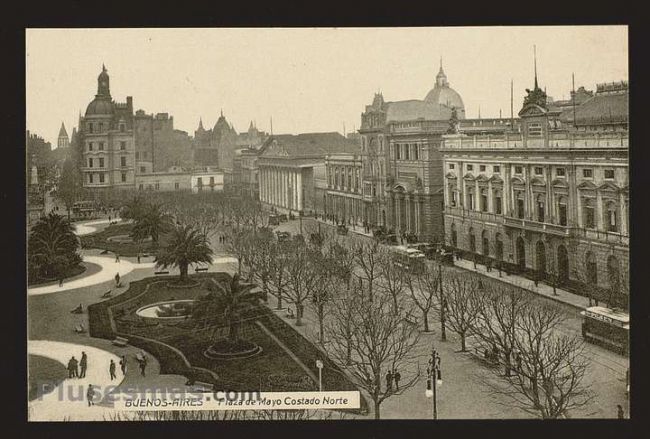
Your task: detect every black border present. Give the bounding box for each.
[6,1,648,438]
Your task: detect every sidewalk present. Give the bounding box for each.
[452,258,590,310]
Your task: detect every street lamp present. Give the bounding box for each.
[425,346,442,419]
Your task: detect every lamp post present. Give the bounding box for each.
[425,346,442,419]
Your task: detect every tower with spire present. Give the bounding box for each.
[436,58,449,88]
[57,122,69,148]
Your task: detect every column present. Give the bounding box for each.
[596,190,604,231]
[619,191,627,235]
[415,196,420,235]
[297,170,303,211]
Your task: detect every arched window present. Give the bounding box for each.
[605,201,618,232]
[583,198,595,229]
[536,194,545,222]
[557,196,568,226]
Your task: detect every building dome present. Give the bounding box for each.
[85,97,114,116]
[423,64,465,117]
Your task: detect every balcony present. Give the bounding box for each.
[504,216,571,236]
[445,206,505,224]
[571,228,629,246]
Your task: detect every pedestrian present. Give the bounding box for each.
[115,272,120,287]
[119,355,127,375]
[534,276,539,287]
[138,354,147,377]
[67,357,76,378]
[393,369,401,390]
[617,404,625,419]
[385,370,393,392]
[59,277,64,287]
[108,215,111,222]
[109,359,117,380]
[137,253,141,264]
[87,384,95,406]
[79,352,87,378]
[70,356,79,378]
[115,253,120,263]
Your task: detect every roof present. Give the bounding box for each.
[559,92,628,125]
[260,132,359,158]
[58,123,68,138]
[85,97,114,116]
[386,100,456,122]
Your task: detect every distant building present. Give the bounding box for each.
[135,166,224,193]
[258,132,359,214]
[134,111,193,174]
[57,122,69,148]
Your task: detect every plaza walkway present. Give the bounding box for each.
[74,217,124,236]
[28,340,125,421]
[27,255,156,296]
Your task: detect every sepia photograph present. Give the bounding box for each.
[25,26,630,423]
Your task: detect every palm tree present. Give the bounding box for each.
[28,212,81,280]
[131,203,174,244]
[197,273,262,343]
[155,224,213,283]
[120,196,147,221]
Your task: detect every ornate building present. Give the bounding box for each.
[327,62,514,242]
[258,132,358,215]
[441,78,628,306]
[79,65,136,190]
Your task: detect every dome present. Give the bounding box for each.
[85,97,114,116]
[423,64,465,117]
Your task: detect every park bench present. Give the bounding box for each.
[154,271,170,275]
[112,336,129,347]
[100,290,112,298]
[194,267,209,272]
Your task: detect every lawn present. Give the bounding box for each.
[80,223,171,256]
[27,263,86,287]
[28,354,68,401]
[88,273,367,412]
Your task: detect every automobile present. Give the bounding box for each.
[268,214,280,226]
[337,225,349,235]
[276,231,291,242]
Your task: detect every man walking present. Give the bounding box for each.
[119,355,127,375]
[59,277,64,287]
[67,357,76,379]
[115,253,120,263]
[393,369,401,390]
[109,359,117,380]
[137,353,148,377]
[79,352,88,378]
[137,253,141,264]
[115,272,121,287]
[617,404,625,419]
[385,370,393,393]
[70,356,79,378]
[87,384,95,406]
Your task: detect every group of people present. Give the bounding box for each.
[217,235,227,244]
[66,352,88,379]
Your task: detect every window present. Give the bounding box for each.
[88,123,93,133]
[493,165,500,173]
[155,182,160,191]
[450,189,457,207]
[404,144,409,160]
[604,169,615,179]
[99,142,104,151]
[136,152,140,160]
[494,191,502,214]
[414,145,419,160]
[140,166,146,173]
[144,151,148,159]
[558,197,568,226]
[467,188,474,210]
[99,158,104,168]
[120,124,125,132]
[138,184,143,191]
[467,164,473,171]
[99,122,104,132]
[535,167,543,175]
[120,141,126,151]
[480,188,488,212]
[395,144,401,160]
[556,167,566,177]
[583,169,593,178]
[583,198,595,228]
[516,191,525,219]
[88,158,93,168]
[121,172,127,183]
[536,194,545,222]
[528,122,542,136]
[480,165,486,172]
[514,166,523,174]
[89,174,94,183]
[210,176,215,186]
[174,182,180,190]
[606,201,618,232]
[449,164,455,170]
[120,157,127,167]
[99,173,105,183]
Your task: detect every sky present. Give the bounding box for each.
[26,26,628,146]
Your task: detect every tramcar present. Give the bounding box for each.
[580,306,629,356]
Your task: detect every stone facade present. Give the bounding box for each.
[136,166,224,193]
[441,79,629,304]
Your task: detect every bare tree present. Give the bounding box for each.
[405,264,441,333]
[443,273,483,352]
[481,301,594,419]
[250,228,276,300]
[377,250,407,314]
[284,240,324,326]
[352,240,383,300]
[268,240,291,310]
[571,244,601,307]
[323,288,421,419]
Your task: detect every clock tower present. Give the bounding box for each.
[97,64,111,98]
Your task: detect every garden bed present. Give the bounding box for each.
[27,263,86,287]
[88,273,367,413]
[80,223,170,256]
[28,354,68,401]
